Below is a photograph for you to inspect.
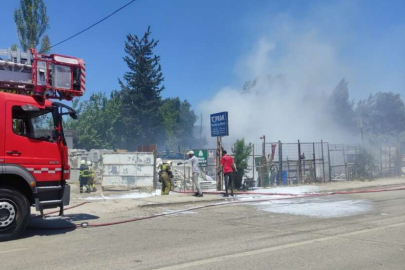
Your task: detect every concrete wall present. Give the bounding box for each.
[102,152,155,190]
[68,149,114,183]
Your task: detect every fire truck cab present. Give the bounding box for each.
[0,48,84,241]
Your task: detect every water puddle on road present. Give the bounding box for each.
[254,198,373,218]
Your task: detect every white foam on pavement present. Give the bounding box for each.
[234,186,319,201]
[255,198,373,218]
[85,190,162,201]
[253,186,320,194]
[236,195,290,201]
[162,209,197,216]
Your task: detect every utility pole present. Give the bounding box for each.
[260,135,266,187]
[216,137,223,191]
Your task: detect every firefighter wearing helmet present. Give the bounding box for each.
[79,160,90,193]
[159,161,173,195]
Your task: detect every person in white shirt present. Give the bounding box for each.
[178,151,203,197]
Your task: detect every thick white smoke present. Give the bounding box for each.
[199,19,357,146]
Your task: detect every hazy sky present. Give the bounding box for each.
[1,0,404,113]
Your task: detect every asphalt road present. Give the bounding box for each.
[1,190,404,270]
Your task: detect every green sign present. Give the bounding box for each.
[193,149,208,167]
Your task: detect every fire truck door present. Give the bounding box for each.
[4,101,62,182]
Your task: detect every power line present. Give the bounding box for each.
[48,0,137,50]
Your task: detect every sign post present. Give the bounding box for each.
[210,111,229,191]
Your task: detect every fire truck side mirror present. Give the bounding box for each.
[69,112,78,120]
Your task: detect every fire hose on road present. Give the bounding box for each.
[27,185,405,231]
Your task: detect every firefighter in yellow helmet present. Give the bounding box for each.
[79,160,90,193]
[160,161,173,195]
[87,161,97,192]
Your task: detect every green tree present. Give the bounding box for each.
[232,139,253,189]
[39,34,51,53]
[328,79,357,132]
[65,92,123,150]
[14,0,51,52]
[355,148,377,179]
[159,98,197,149]
[356,92,405,144]
[118,27,164,150]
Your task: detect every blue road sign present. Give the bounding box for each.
[210,111,229,137]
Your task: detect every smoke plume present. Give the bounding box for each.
[199,12,359,146]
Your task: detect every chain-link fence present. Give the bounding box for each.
[160,141,402,191]
[328,144,401,180]
[329,144,357,181]
[251,141,330,186]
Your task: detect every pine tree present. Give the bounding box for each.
[118,27,165,150]
[39,34,51,53]
[328,78,357,133]
[14,0,51,52]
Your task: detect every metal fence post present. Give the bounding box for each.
[321,140,326,182]
[313,143,316,183]
[261,135,266,187]
[328,143,332,181]
[298,140,302,183]
[342,145,348,181]
[388,146,392,177]
[279,141,282,185]
[252,143,255,185]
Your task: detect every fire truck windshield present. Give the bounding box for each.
[12,106,55,142]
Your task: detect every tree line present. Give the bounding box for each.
[244,77,405,146]
[329,79,405,146]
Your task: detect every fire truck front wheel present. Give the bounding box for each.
[0,188,30,242]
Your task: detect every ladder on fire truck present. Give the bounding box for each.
[0,47,85,100]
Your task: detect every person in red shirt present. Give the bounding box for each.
[220,150,237,197]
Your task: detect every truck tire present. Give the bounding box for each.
[0,188,30,242]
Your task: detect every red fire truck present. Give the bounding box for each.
[0,48,85,241]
